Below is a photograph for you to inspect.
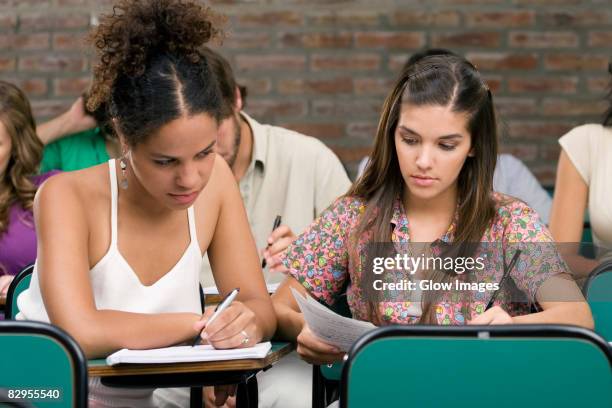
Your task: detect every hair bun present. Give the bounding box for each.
[87,0,222,112]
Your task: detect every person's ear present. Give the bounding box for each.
[234,86,243,113]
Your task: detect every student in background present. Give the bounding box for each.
[550,64,612,252]
[37,95,119,172]
[357,48,552,223]
[190,47,350,408]
[16,1,275,406]
[0,81,59,298]
[273,52,592,369]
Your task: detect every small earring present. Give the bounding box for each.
[119,156,128,190]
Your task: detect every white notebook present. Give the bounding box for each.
[106,342,272,365]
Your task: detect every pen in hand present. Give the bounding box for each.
[485,249,522,311]
[261,215,282,269]
[192,287,240,347]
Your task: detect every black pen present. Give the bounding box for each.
[261,215,282,268]
[485,249,522,311]
[191,288,240,347]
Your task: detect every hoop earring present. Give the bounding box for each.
[119,155,129,190]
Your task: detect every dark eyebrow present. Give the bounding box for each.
[151,139,216,159]
[398,125,463,140]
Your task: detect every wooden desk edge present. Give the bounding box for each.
[89,342,295,377]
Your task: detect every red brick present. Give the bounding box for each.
[53,77,90,97]
[494,97,537,116]
[18,55,86,72]
[0,33,49,50]
[354,32,424,49]
[19,12,90,31]
[499,144,538,161]
[467,52,538,71]
[389,10,460,27]
[589,31,612,47]
[388,54,411,72]
[541,98,607,116]
[538,144,562,161]
[544,53,609,71]
[507,77,577,93]
[539,11,612,27]
[235,11,303,27]
[278,77,353,95]
[31,99,72,120]
[354,78,397,95]
[0,12,16,30]
[247,100,306,118]
[509,31,579,48]
[234,54,306,71]
[531,165,557,186]
[506,120,574,139]
[464,11,535,27]
[52,32,87,51]
[311,54,380,71]
[432,32,501,48]
[2,77,47,96]
[308,11,380,27]
[280,32,352,49]
[0,56,15,71]
[346,122,378,141]
[222,32,271,49]
[587,77,609,93]
[236,78,271,95]
[313,100,382,118]
[279,123,345,139]
[482,75,503,93]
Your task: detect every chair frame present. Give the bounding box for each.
[340,324,612,408]
[0,320,88,408]
[5,264,35,320]
[585,260,612,297]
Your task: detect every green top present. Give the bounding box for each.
[40,127,109,173]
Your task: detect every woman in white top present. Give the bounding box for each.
[550,64,612,273]
[17,0,275,406]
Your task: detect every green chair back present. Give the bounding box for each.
[586,261,612,340]
[0,321,88,407]
[341,325,612,408]
[6,264,34,320]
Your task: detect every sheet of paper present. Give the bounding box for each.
[106,342,272,365]
[203,283,279,295]
[291,287,376,351]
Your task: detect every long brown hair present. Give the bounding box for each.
[348,54,499,324]
[0,80,43,234]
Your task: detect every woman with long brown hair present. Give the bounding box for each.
[0,81,59,298]
[272,52,593,366]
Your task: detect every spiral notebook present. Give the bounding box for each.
[106,342,272,365]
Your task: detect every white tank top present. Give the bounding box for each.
[17,159,203,406]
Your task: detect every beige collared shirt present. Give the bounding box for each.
[201,112,352,286]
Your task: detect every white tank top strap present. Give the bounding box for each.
[108,159,119,247]
[187,206,200,252]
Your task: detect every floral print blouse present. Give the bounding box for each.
[281,193,569,326]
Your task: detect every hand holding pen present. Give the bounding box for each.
[191,288,243,347]
[261,215,297,273]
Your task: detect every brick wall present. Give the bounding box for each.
[1,0,610,184]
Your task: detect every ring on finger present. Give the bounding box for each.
[241,330,250,345]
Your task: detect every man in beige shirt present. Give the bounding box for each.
[197,48,350,408]
[200,48,351,288]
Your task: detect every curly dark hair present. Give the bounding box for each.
[87,0,224,145]
[0,81,43,235]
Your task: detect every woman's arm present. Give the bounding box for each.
[206,157,276,345]
[36,97,96,146]
[35,175,201,358]
[549,150,588,242]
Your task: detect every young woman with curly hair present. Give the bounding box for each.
[0,81,59,299]
[17,0,276,406]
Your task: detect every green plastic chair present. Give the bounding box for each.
[6,264,34,320]
[585,261,612,341]
[0,320,88,408]
[341,325,612,408]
